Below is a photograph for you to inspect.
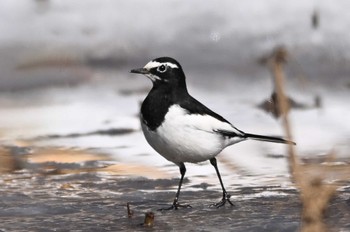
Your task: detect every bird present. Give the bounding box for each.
[130,57,295,210]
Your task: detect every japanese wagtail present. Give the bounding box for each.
[131,57,295,210]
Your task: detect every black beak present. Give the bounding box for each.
[130,68,149,75]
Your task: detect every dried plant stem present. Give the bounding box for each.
[268,47,336,232]
[269,57,299,179]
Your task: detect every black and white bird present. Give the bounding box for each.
[131,57,295,210]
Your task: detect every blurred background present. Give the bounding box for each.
[0,0,350,193]
[1,0,350,230]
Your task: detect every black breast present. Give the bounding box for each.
[141,88,174,131]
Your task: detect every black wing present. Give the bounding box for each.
[178,94,245,137]
[179,94,295,145]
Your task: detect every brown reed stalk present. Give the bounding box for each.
[268,46,336,232]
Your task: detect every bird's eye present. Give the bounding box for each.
[157,64,167,73]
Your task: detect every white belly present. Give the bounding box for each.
[141,105,240,164]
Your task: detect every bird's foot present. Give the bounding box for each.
[210,192,234,208]
[158,201,192,211]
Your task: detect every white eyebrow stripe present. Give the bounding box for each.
[143,61,179,70]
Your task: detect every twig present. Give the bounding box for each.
[268,46,336,232]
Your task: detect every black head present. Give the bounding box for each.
[130,57,186,89]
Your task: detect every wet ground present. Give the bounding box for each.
[1,169,350,231]
[1,1,350,231]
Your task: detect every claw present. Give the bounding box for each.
[158,202,192,211]
[210,192,235,208]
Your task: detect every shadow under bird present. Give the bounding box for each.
[131,57,295,210]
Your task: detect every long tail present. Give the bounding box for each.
[244,133,296,145]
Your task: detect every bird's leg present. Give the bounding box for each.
[159,162,191,210]
[210,158,234,208]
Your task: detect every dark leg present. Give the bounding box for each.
[210,158,234,208]
[160,162,191,210]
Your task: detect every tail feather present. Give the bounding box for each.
[244,133,296,145]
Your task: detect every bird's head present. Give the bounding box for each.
[131,57,186,88]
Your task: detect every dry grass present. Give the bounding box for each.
[16,53,82,70]
[267,46,342,232]
[32,163,169,179]
[0,144,169,179]
[25,147,169,179]
[27,148,110,163]
[98,164,170,179]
